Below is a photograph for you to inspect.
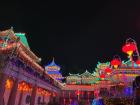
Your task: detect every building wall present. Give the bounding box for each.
[4,88,11,105]
[21,92,31,105]
[15,90,21,105]
[35,94,43,105]
[44,95,50,104]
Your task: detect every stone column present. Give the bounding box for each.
[30,84,37,105]
[0,73,8,105]
[43,95,45,104]
[18,91,24,105]
[7,78,19,105]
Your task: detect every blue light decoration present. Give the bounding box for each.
[124,86,133,97]
[92,97,104,105]
[45,58,64,81]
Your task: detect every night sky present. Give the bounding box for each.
[1,1,140,76]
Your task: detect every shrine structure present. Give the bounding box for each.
[60,38,140,105]
[0,28,140,105]
[0,28,64,105]
[45,58,64,82]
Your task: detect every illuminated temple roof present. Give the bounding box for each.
[45,58,61,71]
[0,29,64,89]
[67,70,94,78]
[45,58,64,81]
[15,33,30,48]
[81,70,94,77]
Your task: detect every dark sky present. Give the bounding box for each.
[1,1,140,76]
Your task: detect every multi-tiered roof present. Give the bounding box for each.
[45,58,64,81]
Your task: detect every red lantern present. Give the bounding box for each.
[94,90,99,97]
[5,79,13,89]
[0,39,4,44]
[75,90,80,96]
[105,67,112,75]
[111,58,121,68]
[100,74,105,80]
[136,59,140,66]
[122,43,136,56]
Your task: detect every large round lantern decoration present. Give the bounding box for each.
[111,58,121,69]
[122,38,137,68]
[122,43,136,57]
[105,67,112,75]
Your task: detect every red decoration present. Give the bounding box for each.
[75,90,80,95]
[105,67,112,75]
[5,79,13,89]
[18,81,32,92]
[122,43,136,56]
[100,74,105,80]
[111,58,121,68]
[136,59,140,66]
[0,39,4,44]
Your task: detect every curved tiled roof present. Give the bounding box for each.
[0,29,64,89]
[45,58,61,71]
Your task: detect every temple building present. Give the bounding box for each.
[66,73,81,84]
[0,29,63,105]
[45,58,64,82]
[66,70,96,85]
[1,28,140,105]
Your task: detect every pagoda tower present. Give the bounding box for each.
[45,58,64,81]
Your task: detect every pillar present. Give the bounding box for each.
[0,73,8,105]
[43,95,45,104]
[18,91,24,105]
[30,85,37,105]
[7,78,19,105]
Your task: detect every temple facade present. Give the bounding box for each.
[0,29,63,105]
[62,38,140,105]
[66,70,96,85]
[0,28,140,105]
